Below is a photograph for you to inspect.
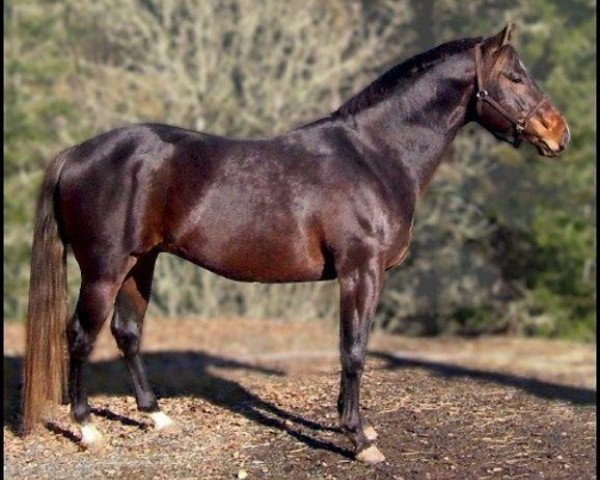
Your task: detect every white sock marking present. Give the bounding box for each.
[80,423,103,446]
[148,411,174,430]
[364,425,378,441]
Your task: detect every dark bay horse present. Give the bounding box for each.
[22,24,569,463]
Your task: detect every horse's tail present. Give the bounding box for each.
[21,150,70,434]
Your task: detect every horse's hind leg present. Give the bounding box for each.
[68,276,122,449]
[110,253,177,432]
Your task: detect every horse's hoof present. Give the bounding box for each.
[148,412,180,434]
[363,425,378,442]
[80,424,105,451]
[356,445,386,464]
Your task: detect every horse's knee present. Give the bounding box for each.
[110,314,140,356]
[342,345,366,376]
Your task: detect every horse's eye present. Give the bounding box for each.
[509,73,523,83]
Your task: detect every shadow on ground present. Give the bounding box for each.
[369,351,596,406]
[3,352,349,458]
[5,349,595,455]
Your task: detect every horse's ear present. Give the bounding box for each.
[486,23,515,52]
[501,22,515,44]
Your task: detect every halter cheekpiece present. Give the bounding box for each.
[474,43,548,148]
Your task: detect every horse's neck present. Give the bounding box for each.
[347,56,474,195]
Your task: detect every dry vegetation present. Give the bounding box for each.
[6,1,595,339]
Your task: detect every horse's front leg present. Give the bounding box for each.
[337,256,386,464]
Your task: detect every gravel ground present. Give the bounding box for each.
[4,317,596,479]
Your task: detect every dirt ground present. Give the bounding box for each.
[3,317,597,479]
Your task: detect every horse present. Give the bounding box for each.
[22,23,569,463]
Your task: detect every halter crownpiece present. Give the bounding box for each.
[474,43,549,148]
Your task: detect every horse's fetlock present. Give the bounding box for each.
[137,395,159,412]
[71,402,91,424]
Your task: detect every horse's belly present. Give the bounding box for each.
[172,230,329,283]
[207,256,327,283]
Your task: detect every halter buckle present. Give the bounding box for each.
[515,121,525,134]
[476,90,488,100]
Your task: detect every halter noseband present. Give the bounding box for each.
[474,43,548,148]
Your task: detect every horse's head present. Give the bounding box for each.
[474,23,570,157]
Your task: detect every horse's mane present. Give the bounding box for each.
[335,37,483,117]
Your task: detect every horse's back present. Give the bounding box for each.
[56,124,335,281]
[56,122,413,281]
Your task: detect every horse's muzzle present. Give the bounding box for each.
[527,121,570,158]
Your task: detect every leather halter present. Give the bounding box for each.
[474,43,549,148]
